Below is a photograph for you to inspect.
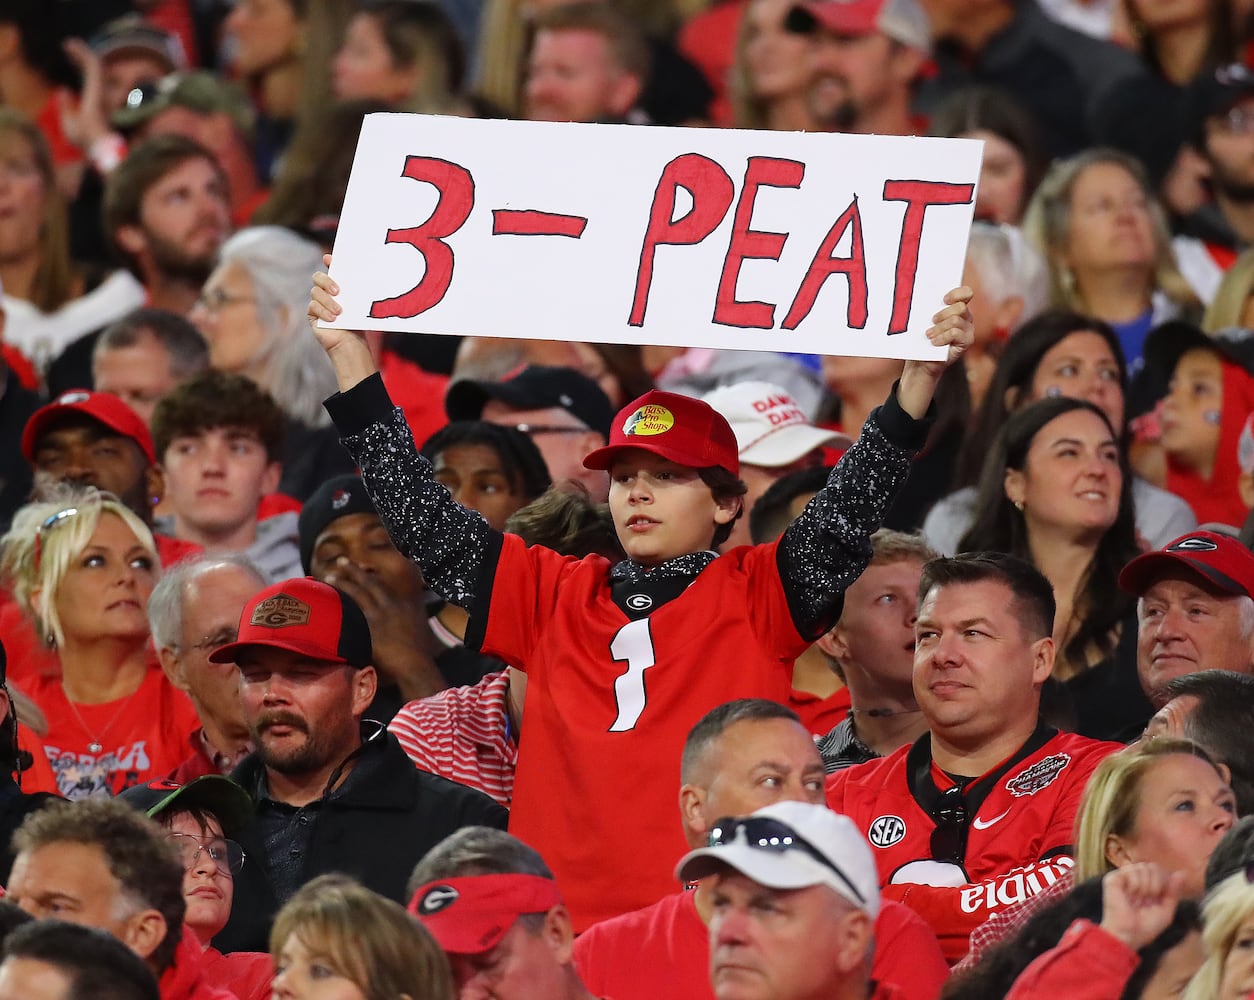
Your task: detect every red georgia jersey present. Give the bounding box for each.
[827,725,1120,962]
[473,532,809,930]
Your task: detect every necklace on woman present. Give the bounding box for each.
[63,687,138,755]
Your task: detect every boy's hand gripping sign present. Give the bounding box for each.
[324,114,983,361]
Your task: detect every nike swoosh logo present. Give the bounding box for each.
[972,808,1011,831]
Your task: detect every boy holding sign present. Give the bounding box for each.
[308,264,973,929]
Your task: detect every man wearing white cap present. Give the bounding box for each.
[703,381,846,551]
[676,800,891,1000]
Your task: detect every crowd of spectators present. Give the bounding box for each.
[5,0,1254,997]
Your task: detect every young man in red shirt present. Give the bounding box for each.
[309,268,974,928]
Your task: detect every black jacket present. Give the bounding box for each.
[215,726,507,953]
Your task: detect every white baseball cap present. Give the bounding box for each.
[703,381,849,468]
[675,801,880,917]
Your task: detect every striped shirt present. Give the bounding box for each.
[388,670,516,808]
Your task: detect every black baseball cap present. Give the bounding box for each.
[1144,323,1254,380]
[118,776,253,836]
[445,366,613,438]
[1187,63,1254,145]
[298,475,378,574]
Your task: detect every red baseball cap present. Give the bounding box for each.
[208,577,373,668]
[408,875,563,954]
[1118,530,1254,598]
[22,389,155,464]
[582,389,740,477]
[786,0,931,50]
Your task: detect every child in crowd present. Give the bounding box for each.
[1134,324,1254,527]
[308,262,974,929]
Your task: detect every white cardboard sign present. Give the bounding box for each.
[326,113,982,360]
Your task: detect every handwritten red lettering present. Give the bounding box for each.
[630,153,735,327]
[882,180,974,335]
[714,157,805,329]
[370,156,475,320]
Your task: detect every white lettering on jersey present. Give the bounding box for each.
[609,618,656,731]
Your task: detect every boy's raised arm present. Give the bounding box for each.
[778,286,974,639]
[308,259,378,391]
[308,261,498,613]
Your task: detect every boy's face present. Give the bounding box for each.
[1161,348,1223,473]
[608,448,739,567]
[162,426,280,540]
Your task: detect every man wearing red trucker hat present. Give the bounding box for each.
[408,827,599,1000]
[205,577,507,953]
[1119,529,1254,707]
[309,270,973,929]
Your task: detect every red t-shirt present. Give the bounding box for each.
[575,888,948,1000]
[826,726,1119,962]
[477,533,807,930]
[33,666,201,799]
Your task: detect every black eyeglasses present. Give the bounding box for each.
[167,832,246,876]
[929,785,969,863]
[708,816,866,905]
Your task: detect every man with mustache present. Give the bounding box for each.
[210,576,508,953]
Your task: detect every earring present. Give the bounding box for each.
[1013,500,1025,513]
[44,631,56,649]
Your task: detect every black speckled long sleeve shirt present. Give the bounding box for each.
[325,373,931,641]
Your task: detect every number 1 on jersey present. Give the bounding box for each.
[609,618,656,732]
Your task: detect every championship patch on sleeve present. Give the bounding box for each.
[1005,753,1070,798]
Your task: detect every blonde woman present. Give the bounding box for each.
[270,874,454,1000]
[1022,148,1200,365]
[1204,246,1254,332]
[1183,868,1254,1000]
[1074,736,1234,898]
[0,487,199,799]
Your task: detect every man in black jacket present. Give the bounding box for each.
[208,577,507,953]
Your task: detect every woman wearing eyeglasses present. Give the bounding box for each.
[120,775,272,1000]
[189,226,355,502]
[0,487,200,800]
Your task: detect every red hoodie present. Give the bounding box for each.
[159,931,241,1000]
[1166,358,1254,527]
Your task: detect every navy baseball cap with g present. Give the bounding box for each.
[209,577,373,668]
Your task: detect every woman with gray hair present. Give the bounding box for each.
[962,221,1050,409]
[191,226,355,499]
[1022,148,1200,368]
